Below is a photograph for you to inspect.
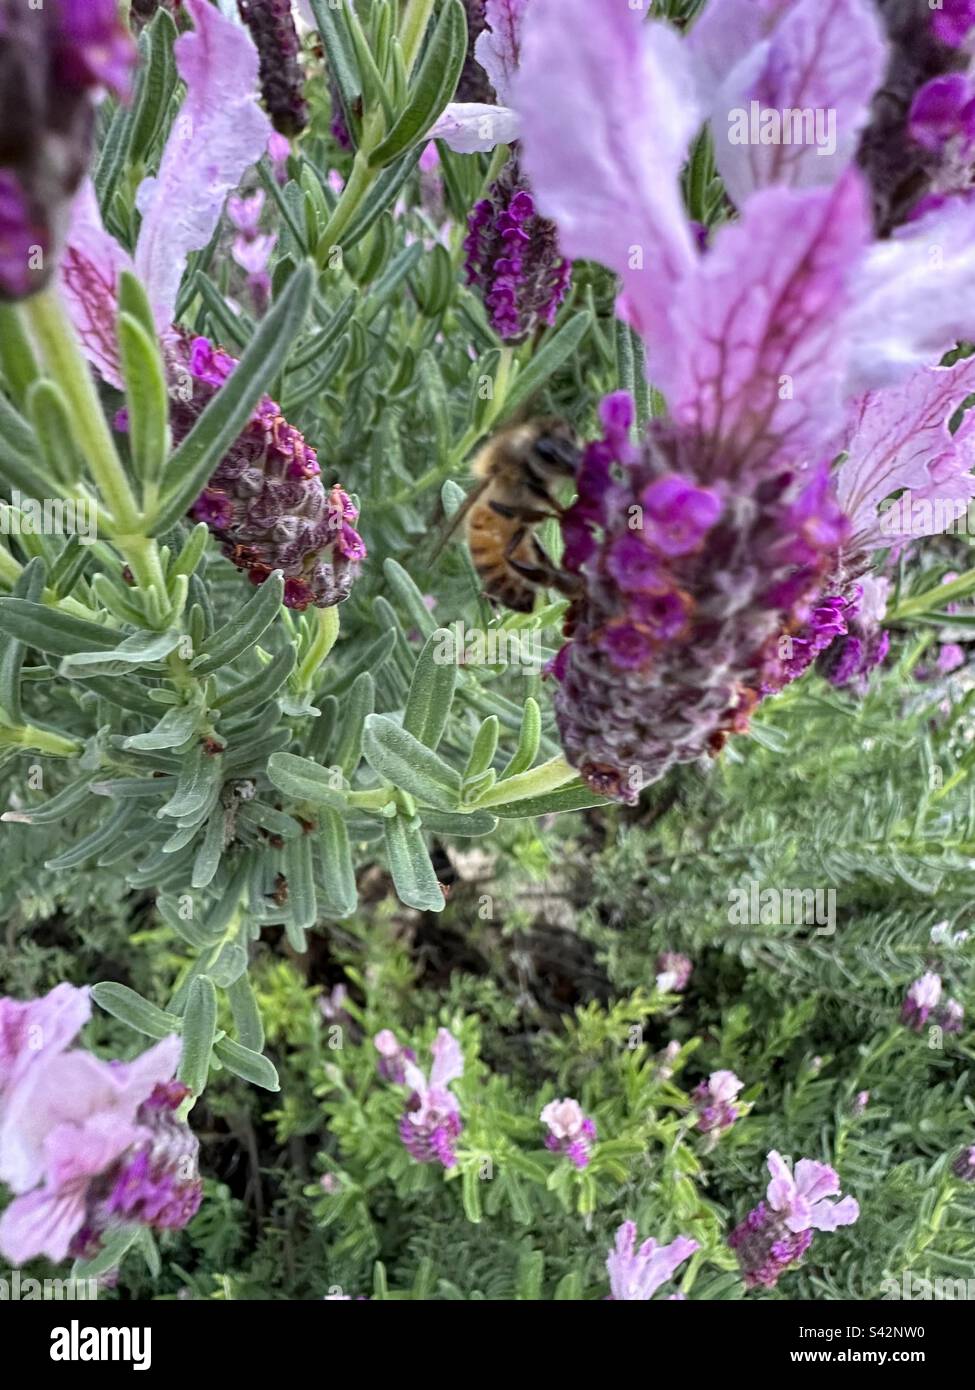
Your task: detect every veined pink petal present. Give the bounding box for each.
[59,180,134,389]
[134,0,271,327]
[661,172,870,469]
[836,359,975,546]
[847,198,975,391]
[474,0,527,105]
[0,1182,90,1265]
[766,1149,798,1211]
[708,0,886,205]
[794,1158,841,1204]
[427,102,520,153]
[808,1195,860,1231]
[515,0,699,379]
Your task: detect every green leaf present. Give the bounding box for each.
[192,808,225,888]
[266,751,347,808]
[383,813,444,911]
[501,312,593,420]
[215,646,296,717]
[126,9,178,165]
[190,572,284,674]
[419,808,499,837]
[60,628,182,679]
[213,1036,280,1091]
[463,716,499,783]
[0,598,118,657]
[91,982,182,1040]
[403,629,458,750]
[478,783,610,818]
[284,834,316,948]
[0,556,45,722]
[461,1162,483,1223]
[178,976,218,1095]
[227,974,265,1053]
[341,146,425,249]
[159,743,220,820]
[308,0,360,110]
[470,755,578,808]
[319,808,357,917]
[333,671,374,777]
[0,776,93,826]
[500,698,541,779]
[118,310,170,489]
[26,378,83,486]
[72,1227,140,1282]
[153,264,313,533]
[368,0,467,168]
[362,713,461,810]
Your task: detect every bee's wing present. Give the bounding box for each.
[425,476,491,564]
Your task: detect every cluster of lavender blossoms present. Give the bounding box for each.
[655,951,693,993]
[0,0,135,301]
[901,972,965,1034]
[540,1098,596,1169]
[237,0,309,136]
[54,1,363,612]
[605,1221,699,1301]
[0,985,200,1264]
[728,1152,859,1290]
[508,0,975,801]
[375,1029,465,1169]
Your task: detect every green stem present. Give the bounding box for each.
[0,724,82,757]
[888,565,975,621]
[296,606,340,688]
[21,288,140,533]
[317,151,379,267]
[0,302,40,408]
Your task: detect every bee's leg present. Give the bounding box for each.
[505,530,581,598]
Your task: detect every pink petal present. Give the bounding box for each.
[766,1149,798,1212]
[59,180,134,389]
[474,0,528,105]
[686,0,794,99]
[809,1195,860,1231]
[836,359,975,545]
[708,0,886,206]
[847,197,975,391]
[427,102,520,153]
[661,172,870,468]
[134,0,271,327]
[429,1028,464,1088]
[794,1158,841,1203]
[0,983,91,1099]
[515,0,699,376]
[0,1183,89,1265]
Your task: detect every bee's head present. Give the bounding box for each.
[528,419,580,480]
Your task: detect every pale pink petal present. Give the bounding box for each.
[515,0,699,374]
[134,0,271,327]
[708,0,886,205]
[0,983,91,1098]
[661,172,870,467]
[808,1195,860,1231]
[402,1058,427,1095]
[847,198,975,391]
[429,1028,464,1088]
[766,1149,798,1211]
[427,102,520,153]
[836,359,975,545]
[43,1115,144,1190]
[473,0,527,104]
[686,0,793,99]
[794,1158,841,1204]
[0,1183,89,1265]
[59,180,134,389]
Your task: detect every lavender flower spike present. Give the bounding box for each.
[606,1221,699,1301]
[398,1029,465,1169]
[237,0,309,137]
[729,1151,859,1290]
[693,1070,744,1136]
[464,154,571,342]
[540,1098,596,1169]
[901,972,943,1031]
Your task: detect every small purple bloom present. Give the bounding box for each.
[540,1098,596,1169]
[693,1070,744,1136]
[639,475,722,558]
[606,1221,698,1301]
[931,0,975,48]
[853,1091,870,1116]
[655,952,692,993]
[908,75,975,153]
[953,1145,975,1181]
[373,1029,415,1085]
[901,972,943,1032]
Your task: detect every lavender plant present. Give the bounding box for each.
[0,0,974,1304]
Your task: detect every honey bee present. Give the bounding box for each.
[440,418,582,613]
